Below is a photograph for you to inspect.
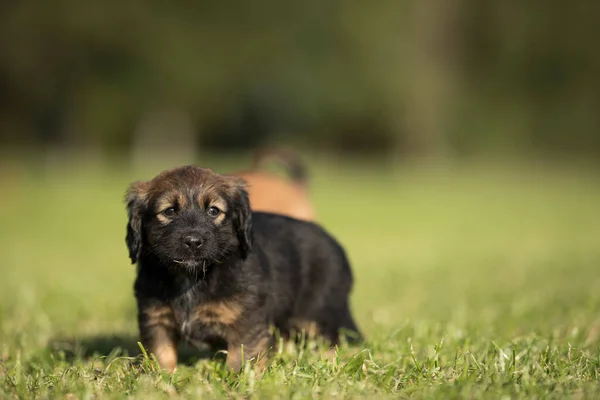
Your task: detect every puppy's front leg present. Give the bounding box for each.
[226,327,273,372]
[138,302,179,372]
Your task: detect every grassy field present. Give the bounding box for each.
[1,155,599,399]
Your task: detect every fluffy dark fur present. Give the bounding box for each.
[125,165,361,371]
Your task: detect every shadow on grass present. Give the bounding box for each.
[48,334,221,366]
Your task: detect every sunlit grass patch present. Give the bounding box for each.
[1,157,599,398]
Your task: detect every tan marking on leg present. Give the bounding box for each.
[141,306,178,330]
[323,348,337,361]
[139,305,179,372]
[290,318,320,339]
[226,343,242,371]
[226,334,272,372]
[152,334,178,372]
[251,336,271,372]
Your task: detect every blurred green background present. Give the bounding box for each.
[1,1,599,160]
[1,3,600,397]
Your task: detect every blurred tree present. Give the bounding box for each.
[0,1,598,159]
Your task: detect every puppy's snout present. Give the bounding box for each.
[183,235,203,249]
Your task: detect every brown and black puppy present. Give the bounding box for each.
[125,165,361,372]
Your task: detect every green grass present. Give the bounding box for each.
[1,155,600,399]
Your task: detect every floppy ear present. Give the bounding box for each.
[125,181,150,264]
[228,177,253,259]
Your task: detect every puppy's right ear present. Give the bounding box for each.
[125,181,150,264]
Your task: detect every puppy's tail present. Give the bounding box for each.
[252,147,309,186]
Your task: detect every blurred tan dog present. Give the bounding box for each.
[235,148,315,222]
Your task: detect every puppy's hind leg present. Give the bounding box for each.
[317,305,363,347]
[336,306,363,345]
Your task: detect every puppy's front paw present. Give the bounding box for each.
[152,344,178,373]
[226,334,272,372]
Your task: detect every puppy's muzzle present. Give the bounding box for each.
[183,234,203,249]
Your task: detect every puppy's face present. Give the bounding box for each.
[125,166,252,270]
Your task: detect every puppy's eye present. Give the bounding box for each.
[163,207,176,217]
[207,206,221,217]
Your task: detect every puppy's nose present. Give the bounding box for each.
[183,235,203,249]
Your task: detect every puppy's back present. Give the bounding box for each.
[251,212,352,282]
[250,212,360,342]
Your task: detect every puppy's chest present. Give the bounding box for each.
[170,290,244,340]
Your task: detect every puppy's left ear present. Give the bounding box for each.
[228,176,253,258]
[125,181,150,264]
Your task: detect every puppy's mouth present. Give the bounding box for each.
[172,258,203,269]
